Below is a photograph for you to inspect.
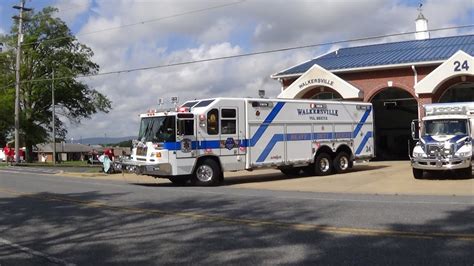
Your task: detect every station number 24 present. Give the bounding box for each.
[453,60,469,72]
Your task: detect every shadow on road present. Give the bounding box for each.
[0,190,472,265]
[131,165,390,187]
[421,170,473,180]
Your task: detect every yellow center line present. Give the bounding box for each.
[0,187,472,241]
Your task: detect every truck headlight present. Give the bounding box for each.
[413,151,425,158]
[455,143,472,158]
[457,151,472,158]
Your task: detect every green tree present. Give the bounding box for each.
[0,35,15,148]
[0,7,111,161]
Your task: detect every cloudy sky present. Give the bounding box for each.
[1,0,473,141]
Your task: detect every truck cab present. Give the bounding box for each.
[120,98,246,185]
[411,103,473,178]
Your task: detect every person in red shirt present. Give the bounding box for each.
[3,143,14,165]
[104,148,114,161]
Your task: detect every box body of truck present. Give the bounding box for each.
[411,102,474,178]
[120,98,374,185]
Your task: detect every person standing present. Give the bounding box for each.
[104,148,114,161]
[4,144,14,165]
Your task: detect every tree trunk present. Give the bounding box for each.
[25,140,34,163]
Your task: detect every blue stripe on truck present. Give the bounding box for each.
[256,106,373,162]
[250,102,285,146]
[355,131,373,155]
[352,108,371,138]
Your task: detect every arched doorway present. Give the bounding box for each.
[438,82,474,103]
[370,88,418,160]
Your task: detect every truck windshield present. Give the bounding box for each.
[423,119,468,136]
[138,116,176,142]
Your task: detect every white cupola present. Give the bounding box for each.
[415,5,430,40]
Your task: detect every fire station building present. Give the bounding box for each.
[271,14,473,160]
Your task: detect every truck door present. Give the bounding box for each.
[219,107,244,170]
[175,114,196,159]
[220,107,238,156]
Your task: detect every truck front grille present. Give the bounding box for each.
[426,144,454,158]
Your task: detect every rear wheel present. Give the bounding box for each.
[192,159,221,186]
[333,152,350,174]
[314,153,333,176]
[413,168,424,179]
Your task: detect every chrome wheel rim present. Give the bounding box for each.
[319,158,330,172]
[196,165,213,182]
[339,156,349,170]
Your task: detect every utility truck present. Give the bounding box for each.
[411,102,474,179]
[119,98,374,185]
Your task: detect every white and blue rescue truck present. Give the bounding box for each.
[410,102,474,179]
[119,98,374,186]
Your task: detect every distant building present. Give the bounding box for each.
[34,143,131,163]
[35,143,93,162]
[271,10,473,160]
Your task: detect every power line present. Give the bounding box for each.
[6,24,472,87]
[19,0,247,47]
[1,24,472,92]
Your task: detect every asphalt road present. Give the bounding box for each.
[0,169,472,265]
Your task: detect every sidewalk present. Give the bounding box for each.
[58,161,473,196]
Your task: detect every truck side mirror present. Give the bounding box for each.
[411,119,419,140]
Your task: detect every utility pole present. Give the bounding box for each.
[52,70,56,165]
[13,0,32,164]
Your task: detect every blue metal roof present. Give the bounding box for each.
[273,34,474,77]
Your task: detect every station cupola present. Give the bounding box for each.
[415,4,430,40]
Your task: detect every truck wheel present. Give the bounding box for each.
[314,153,333,176]
[413,168,424,179]
[333,152,350,174]
[192,159,221,186]
[168,176,190,185]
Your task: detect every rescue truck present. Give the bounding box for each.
[119,98,374,185]
[411,102,474,178]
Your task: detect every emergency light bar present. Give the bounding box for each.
[426,106,467,115]
[251,101,274,108]
[310,103,326,109]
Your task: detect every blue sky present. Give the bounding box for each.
[1,0,473,140]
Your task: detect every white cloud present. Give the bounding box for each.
[63,0,474,139]
[54,0,92,23]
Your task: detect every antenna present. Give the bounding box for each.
[417,3,423,12]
